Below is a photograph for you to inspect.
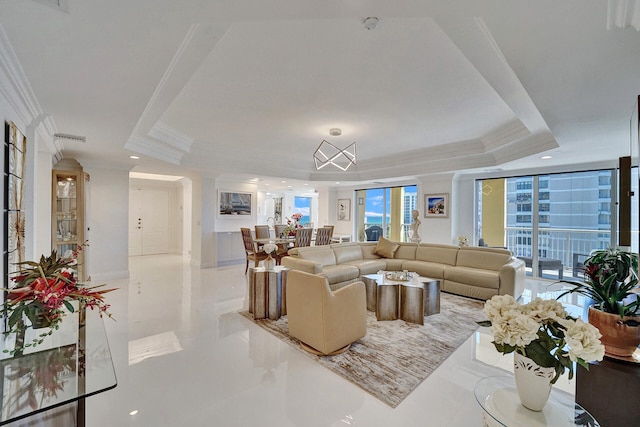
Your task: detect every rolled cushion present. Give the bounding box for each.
[374,237,399,258]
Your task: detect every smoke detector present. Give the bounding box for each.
[362,17,379,31]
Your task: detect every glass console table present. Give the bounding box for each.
[0,307,116,426]
[474,376,599,427]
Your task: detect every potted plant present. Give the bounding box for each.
[2,245,116,355]
[558,248,640,358]
[478,295,604,410]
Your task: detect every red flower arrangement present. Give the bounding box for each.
[2,244,116,353]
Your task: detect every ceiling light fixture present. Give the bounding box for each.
[329,128,342,136]
[541,155,552,160]
[314,130,356,171]
[129,155,140,160]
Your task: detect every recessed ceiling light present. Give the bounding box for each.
[129,155,140,160]
[129,410,138,416]
[303,183,309,186]
[288,185,292,188]
[281,180,286,183]
[541,155,552,160]
[336,182,340,184]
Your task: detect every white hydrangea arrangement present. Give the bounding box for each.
[263,243,278,255]
[478,295,605,384]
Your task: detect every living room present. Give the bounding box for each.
[1,1,640,426]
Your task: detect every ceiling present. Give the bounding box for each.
[1,0,639,193]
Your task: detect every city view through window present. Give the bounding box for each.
[477,168,639,279]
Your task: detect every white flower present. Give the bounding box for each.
[490,311,540,347]
[563,318,605,362]
[483,295,520,323]
[263,243,278,254]
[522,297,567,323]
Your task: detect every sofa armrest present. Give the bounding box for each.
[281,257,324,274]
[499,257,526,299]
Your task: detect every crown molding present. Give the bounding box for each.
[0,24,47,128]
[148,121,194,153]
[125,136,185,165]
[607,0,640,31]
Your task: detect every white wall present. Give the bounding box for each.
[418,174,455,244]
[85,166,129,281]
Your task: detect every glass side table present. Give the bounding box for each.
[474,376,599,427]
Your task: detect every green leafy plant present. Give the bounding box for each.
[2,245,116,353]
[557,248,639,318]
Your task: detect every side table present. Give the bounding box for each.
[576,355,640,427]
[248,266,288,320]
[474,376,599,426]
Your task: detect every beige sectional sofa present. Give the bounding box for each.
[281,241,525,300]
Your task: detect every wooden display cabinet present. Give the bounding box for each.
[52,159,86,281]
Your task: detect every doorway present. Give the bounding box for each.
[129,188,170,256]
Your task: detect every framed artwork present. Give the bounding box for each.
[337,198,351,221]
[424,193,448,218]
[218,190,252,216]
[4,122,27,294]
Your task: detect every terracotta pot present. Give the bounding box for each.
[588,306,640,357]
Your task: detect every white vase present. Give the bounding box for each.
[513,352,555,411]
[263,256,276,271]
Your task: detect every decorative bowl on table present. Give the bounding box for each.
[385,271,411,281]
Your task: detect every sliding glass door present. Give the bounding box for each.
[356,185,417,242]
[477,169,614,279]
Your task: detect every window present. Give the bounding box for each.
[476,169,614,279]
[294,196,312,225]
[357,185,417,242]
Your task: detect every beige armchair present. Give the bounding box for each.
[286,270,366,355]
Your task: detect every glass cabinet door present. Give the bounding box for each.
[52,168,85,281]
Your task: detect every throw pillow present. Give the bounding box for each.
[374,237,399,259]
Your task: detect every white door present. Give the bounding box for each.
[129,189,170,256]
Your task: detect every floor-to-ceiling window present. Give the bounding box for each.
[294,196,312,226]
[356,185,417,242]
[477,169,614,279]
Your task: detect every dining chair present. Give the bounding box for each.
[274,224,288,238]
[240,228,269,274]
[323,225,335,238]
[293,228,312,247]
[314,227,333,246]
[254,225,270,239]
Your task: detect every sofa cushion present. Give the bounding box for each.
[342,259,387,275]
[415,244,458,265]
[294,246,337,266]
[319,265,360,285]
[456,246,512,271]
[394,243,418,260]
[359,242,380,259]
[374,237,399,258]
[401,260,445,279]
[333,243,364,264]
[445,266,500,289]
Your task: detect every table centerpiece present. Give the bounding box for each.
[2,244,116,355]
[477,295,604,411]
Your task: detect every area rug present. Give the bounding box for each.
[240,292,486,408]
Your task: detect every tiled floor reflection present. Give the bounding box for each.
[84,255,583,426]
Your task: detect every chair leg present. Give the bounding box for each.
[245,259,249,274]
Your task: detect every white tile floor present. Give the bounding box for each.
[83,255,582,427]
